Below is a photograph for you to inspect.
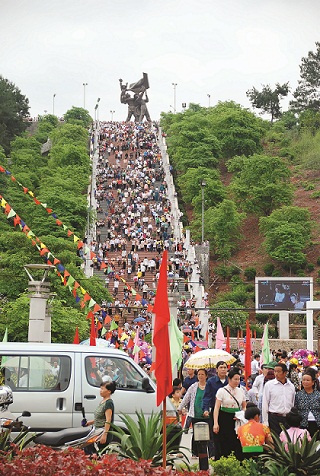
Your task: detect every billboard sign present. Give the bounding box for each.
[255,277,313,313]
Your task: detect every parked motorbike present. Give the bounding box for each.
[0,385,102,451]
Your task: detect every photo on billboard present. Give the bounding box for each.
[255,278,312,313]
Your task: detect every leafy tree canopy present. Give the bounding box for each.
[0,76,30,154]
[0,294,90,343]
[63,107,92,128]
[260,206,311,271]
[246,82,290,123]
[178,167,226,212]
[50,123,89,147]
[210,301,248,329]
[205,199,246,262]
[290,41,320,113]
[259,206,311,241]
[262,223,308,271]
[207,101,266,158]
[228,154,293,215]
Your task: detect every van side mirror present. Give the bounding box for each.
[21,411,31,417]
[142,377,155,393]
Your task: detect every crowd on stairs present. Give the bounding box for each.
[86,121,209,365]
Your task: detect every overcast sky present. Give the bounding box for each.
[1,0,320,122]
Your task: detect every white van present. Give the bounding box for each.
[0,342,178,432]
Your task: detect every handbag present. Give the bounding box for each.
[223,387,240,408]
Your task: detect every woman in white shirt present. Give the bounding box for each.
[213,368,246,460]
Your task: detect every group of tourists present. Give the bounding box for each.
[86,120,205,359]
[171,350,320,460]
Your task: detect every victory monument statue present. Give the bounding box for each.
[119,73,151,122]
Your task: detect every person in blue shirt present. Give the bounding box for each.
[202,361,228,459]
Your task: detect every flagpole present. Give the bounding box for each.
[162,398,167,469]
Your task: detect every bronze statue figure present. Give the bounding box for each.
[119,73,151,122]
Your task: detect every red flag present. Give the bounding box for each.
[152,250,172,407]
[127,337,134,349]
[73,327,80,344]
[245,320,251,379]
[90,315,96,346]
[226,326,230,353]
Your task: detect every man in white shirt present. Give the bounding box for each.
[251,354,261,382]
[262,363,295,435]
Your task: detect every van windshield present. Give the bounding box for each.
[0,355,71,392]
[85,356,145,390]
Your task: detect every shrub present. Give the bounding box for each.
[209,452,251,475]
[311,190,320,199]
[316,256,320,266]
[306,262,315,272]
[0,446,207,476]
[245,284,255,293]
[244,267,256,281]
[271,269,282,277]
[107,411,184,466]
[302,182,315,191]
[263,263,275,276]
[296,269,306,277]
[261,428,320,475]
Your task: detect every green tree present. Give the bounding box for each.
[50,123,89,147]
[63,107,92,128]
[290,42,320,113]
[210,301,248,330]
[205,199,245,262]
[228,154,293,215]
[49,143,89,168]
[178,167,226,212]
[0,294,90,343]
[299,109,320,135]
[207,101,265,158]
[246,83,290,123]
[259,206,311,241]
[260,206,311,272]
[263,223,308,272]
[0,76,30,153]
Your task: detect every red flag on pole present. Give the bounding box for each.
[226,326,230,353]
[73,327,80,344]
[90,315,96,346]
[152,250,172,407]
[245,320,251,379]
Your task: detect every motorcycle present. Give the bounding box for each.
[0,385,103,451]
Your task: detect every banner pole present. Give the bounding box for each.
[162,398,167,469]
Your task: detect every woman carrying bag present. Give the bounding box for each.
[213,368,246,460]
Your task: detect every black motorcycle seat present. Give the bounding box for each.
[34,426,92,447]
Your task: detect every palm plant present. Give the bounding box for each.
[261,428,320,476]
[0,426,36,459]
[105,410,187,466]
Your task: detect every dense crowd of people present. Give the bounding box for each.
[86,121,207,366]
[172,347,320,460]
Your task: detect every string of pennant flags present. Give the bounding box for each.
[0,193,103,321]
[0,165,154,350]
[0,165,84,248]
[0,163,119,274]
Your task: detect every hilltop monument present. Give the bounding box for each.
[119,73,151,122]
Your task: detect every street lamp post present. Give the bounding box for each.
[110,110,115,121]
[207,94,211,107]
[53,94,56,115]
[83,83,88,109]
[172,83,177,114]
[201,180,206,243]
[94,98,100,123]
